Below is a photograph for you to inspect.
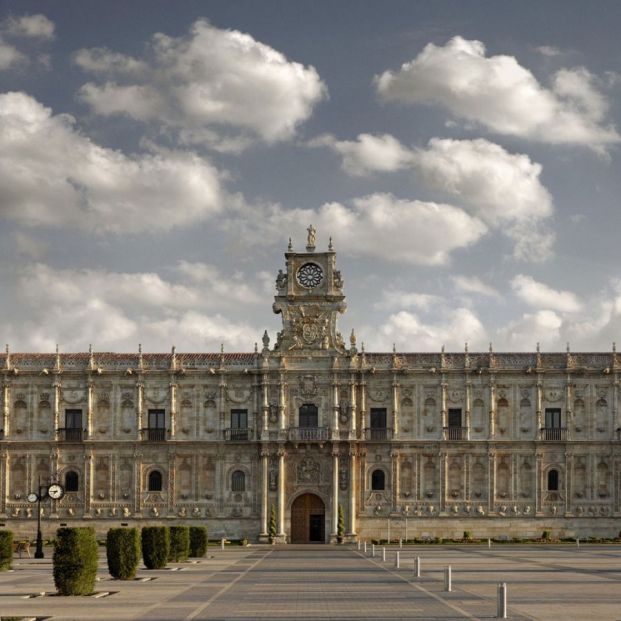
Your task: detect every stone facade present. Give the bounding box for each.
[1,232,620,540]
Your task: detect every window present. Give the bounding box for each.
[230,409,249,440]
[65,470,79,492]
[65,409,82,441]
[448,409,462,428]
[370,408,387,429]
[232,470,245,492]
[299,404,318,428]
[371,469,385,491]
[147,409,166,441]
[545,408,561,428]
[547,469,559,491]
[148,470,163,492]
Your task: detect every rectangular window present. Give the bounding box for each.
[64,409,82,441]
[230,409,249,440]
[370,408,387,429]
[147,409,166,441]
[448,408,462,428]
[545,408,561,428]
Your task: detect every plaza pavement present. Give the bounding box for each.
[1,543,620,620]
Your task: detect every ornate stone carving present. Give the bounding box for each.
[297,458,320,484]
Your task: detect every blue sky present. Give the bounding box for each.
[1,1,620,352]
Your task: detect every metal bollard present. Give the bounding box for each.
[395,551,400,568]
[364,541,367,554]
[497,582,507,618]
[415,556,421,578]
[444,566,452,592]
[576,537,580,549]
[357,540,361,550]
[488,537,492,549]
[382,546,386,562]
[221,538,225,551]
[372,543,376,557]
[399,538,403,549]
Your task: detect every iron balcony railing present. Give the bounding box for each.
[141,428,167,442]
[539,427,567,441]
[363,427,393,441]
[56,428,83,442]
[443,426,468,441]
[224,428,253,441]
[288,427,330,442]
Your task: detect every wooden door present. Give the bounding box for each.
[290,494,325,543]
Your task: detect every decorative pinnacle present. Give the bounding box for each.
[220,343,224,354]
[328,236,333,251]
[613,342,617,354]
[464,342,469,353]
[566,342,570,353]
[489,342,493,353]
[536,342,540,353]
[287,237,292,251]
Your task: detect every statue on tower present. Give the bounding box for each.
[306,224,316,251]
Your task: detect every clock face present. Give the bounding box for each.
[27,492,38,503]
[48,484,64,500]
[296,262,323,288]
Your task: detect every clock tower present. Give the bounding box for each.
[272,226,347,353]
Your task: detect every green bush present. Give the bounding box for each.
[106,528,140,580]
[337,505,345,542]
[141,526,169,569]
[542,530,552,541]
[463,530,473,541]
[0,530,13,571]
[53,527,98,595]
[269,505,277,541]
[189,526,208,557]
[168,526,190,562]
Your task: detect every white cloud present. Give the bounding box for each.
[0,92,226,233]
[496,310,562,351]
[511,274,583,312]
[375,290,441,311]
[452,275,501,300]
[371,307,487,351]
[7,262,264,351]
[75,19,326,146]
[536,45,561,57]
[3,14,55,40]
[0,38,24,70]
[308,133,414,176]
[227,193,487,265]
[375,36,619,148]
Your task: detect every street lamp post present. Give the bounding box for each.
[27,479,64,559]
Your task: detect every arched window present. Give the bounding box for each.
[148,470,163,492]
[371,469,385,491]
[547,469,559,491]
[65,470,79,492]
[232,470,245,492]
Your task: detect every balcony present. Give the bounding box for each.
[141,428,167,442]
[57,428,83,442]
[224,428,253,441]
[443,426,468,441]
[539,427,568,441]
[363,427,393,441]
[288,427,330,442]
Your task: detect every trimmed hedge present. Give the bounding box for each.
[106,528,140,580]
[53,527,98,595]
[141,526,169,569]
[168,526,190,562]
[189,526,208,558]
[0,530,13,571]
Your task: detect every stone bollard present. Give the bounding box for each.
[372,543,375,557]
[444,566,452,592]
[364,541,367,554]
[399,538,403,549]
[357,540,361,551]
[395,551,400,568]
[488,538,492,549]
[576,537,580,549]
[415,556,421,578]
[497,582,507,618]
[221,538,225,551]
[382,546,386,562]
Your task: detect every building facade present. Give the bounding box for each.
[1,231,620,541]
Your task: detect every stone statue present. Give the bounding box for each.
[262,330,270,351]
[275,269,287,292]
[333,270,343,289]
[307,224,316,249]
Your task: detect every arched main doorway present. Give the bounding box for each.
[290,493,325,543]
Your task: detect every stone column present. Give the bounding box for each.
[565,376,572,440]
[614,375,620,436]
[169,382,177,439]
[440,381,447,433]
[0,449,7,516]
[83,450,93,517]
[277,449,286,537]
[565,451,573,514]
[133,450,142,515]
[392,378,399,438]
[440,452,447,512]
[488,451,496,512]
[219,377,226,439]
[331,449,339,539]
[391,450,400,510]
[488,379,496,439]
[2,383,9,438]
[135,382,144,441]
[535,453,542,514]
[86,381,94,439]
[278,377,286,432]
[360,379,368,437]
[260,449,269,537]
[262,374,269,434]
[167,452,176,515]
[348,449,356,536]
[536,380,543,434]
[465,380,472,440]
[332,374,340,436]
[53,380,61,432]
[349,379,357,437]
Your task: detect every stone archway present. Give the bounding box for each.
[290,493,325,543]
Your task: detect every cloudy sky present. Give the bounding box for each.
[1,0,620,353]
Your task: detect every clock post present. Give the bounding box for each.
[28,477,65,559]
